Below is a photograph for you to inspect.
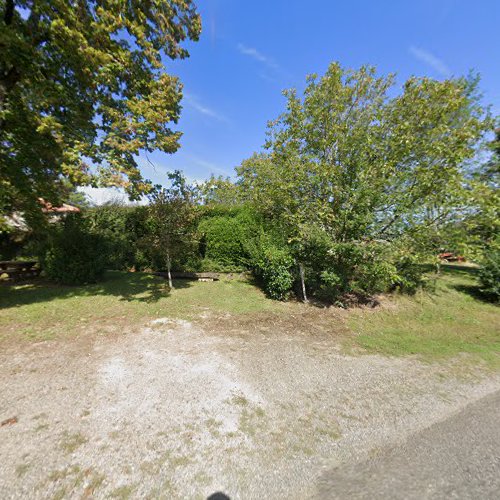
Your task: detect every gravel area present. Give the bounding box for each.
[1,318,499,499]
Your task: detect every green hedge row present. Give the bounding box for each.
[33,204,430,303]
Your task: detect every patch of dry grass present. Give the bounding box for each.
[59,431,88,454]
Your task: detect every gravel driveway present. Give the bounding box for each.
[1,318,499,499]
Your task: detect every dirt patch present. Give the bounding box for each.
[1,318,499,499]
[196,304,351,340]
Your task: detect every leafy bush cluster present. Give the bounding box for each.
[37,203,427,298]
[298,235,426,305]
[16,61,492,301]
[41,215,107,285]
[246,233,294,300]
[86,204,144,270]
[5,58,496,307]
[198,207,260,271]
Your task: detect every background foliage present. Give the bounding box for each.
[40,214,107,285]
[2,60,497,301]
[0,0,200,229]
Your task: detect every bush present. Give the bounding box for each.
[198,207,260,270]
[197,257,241,273]
[299,229,426,303]
[316,270,343,302]
[85,204,143,270]
[351,257,397,295]
[41,215,107,285]
[198,216,246,268]
[247,234,294,300]
[392,253,427,294]
[299,234,394,302]
[314,245,395,304]
[478,249,500,301]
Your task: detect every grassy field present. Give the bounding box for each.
[1,266,499,367]
[349,265,500,367]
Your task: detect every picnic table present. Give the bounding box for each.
[0,260,40,281]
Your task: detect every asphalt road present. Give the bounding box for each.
[316,390,500,499]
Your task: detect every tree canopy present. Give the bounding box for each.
[0,0,201,228]
[238,63,492,246]
[236,63,493,300]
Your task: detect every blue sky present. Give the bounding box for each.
[85,0,500,203]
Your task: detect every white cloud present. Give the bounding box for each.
[409,46,451,77]
[237,43,280,71]
[183,92,229,122]
[78,186,146,206]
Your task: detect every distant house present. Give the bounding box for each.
[4,199,80,232]
[39,198,81,215]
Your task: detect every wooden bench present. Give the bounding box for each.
[153,271,220,281]
[0,261,40,281]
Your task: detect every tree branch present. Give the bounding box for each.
[4,0,14,25]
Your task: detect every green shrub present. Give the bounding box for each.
[316,270,343,302]
[85,204,158,270]
[197,257,242,273]
[197,207,260,270]
[86,205,123,268]
[300,238,392,302]
[351,257,397,295]
[300,230,425,303]
[478,249,500,301]
[198,216,246,267]
[247,234,294,300]
[41,215,107,285]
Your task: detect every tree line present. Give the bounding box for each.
[6,62,497,302]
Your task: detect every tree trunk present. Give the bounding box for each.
[166,252,173,289]
[299,262,308,303]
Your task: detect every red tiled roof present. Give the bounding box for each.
[38,198,81,213]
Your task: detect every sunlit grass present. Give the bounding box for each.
[0,271,282,342]
[348,265,500,367]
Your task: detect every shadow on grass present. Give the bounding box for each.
[451,283,498,304]
[0,271,193,309]
[426,263,499,305]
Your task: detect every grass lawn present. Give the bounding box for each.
[1,265,499,368]
[0,272,284,343]
[348,265,500,367]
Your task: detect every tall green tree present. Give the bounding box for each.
[435,124,500,260]
[238,63,492,299]
[0,0,201,228]
[199,174,242,207]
